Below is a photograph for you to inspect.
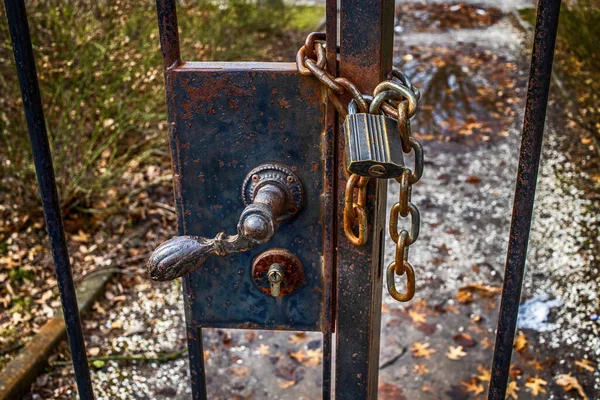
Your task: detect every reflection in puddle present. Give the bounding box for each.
[399,45,523,142]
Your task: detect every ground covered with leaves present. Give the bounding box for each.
[2,0,600,399]
[0,0,323,381]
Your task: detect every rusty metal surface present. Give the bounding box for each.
[488,0,562,398]
[165,62,328,332]
[251,249,304,296]
[335,1,396,399]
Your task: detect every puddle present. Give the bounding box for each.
[517,293,563,332]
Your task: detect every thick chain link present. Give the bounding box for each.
[297,33,424,302]
[343,174,369,246]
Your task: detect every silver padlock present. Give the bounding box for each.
[343,99,405,178]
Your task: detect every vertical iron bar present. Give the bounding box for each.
[155,1,207,398]
[156,0,181,70]
[3,0,95,398]
[488,0,561,398]
[335,1,395,399]
[321,1,338,399]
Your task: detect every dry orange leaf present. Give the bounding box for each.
[411,342,437,359]
[290,348,322,367]
[456,290,473,304]
[574,358,596,373]
[506,381,519,399]
[513,332,528,353]
[72,230,90,243]
[288,333,306,345]
[408,309,427,324]
[303,348,323,367]
[279,380,296,389]
[413,364,430,375]
[258,343,270,356]
[476,365,491,382]
[446,346,467,361]
[460,378,484,395]
[525,376,547,396]
[556,373,587,400]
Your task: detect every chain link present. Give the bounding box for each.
[297,32,424,302]
[343,174,369,246]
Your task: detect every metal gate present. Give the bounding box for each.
[3,0,562,398]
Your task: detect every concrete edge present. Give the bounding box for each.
[0,272,112,400]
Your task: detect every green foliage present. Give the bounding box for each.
[520,1,600,139]
[0,0,313,213]
[8,267,34,283]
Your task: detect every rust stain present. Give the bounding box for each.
[278,98,291,109]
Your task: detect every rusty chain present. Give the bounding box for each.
[343,174,369,246]
[297,33,424,302]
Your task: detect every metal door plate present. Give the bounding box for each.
[165,62,331,331]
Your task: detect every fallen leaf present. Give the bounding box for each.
[481,337,494,349]
[446,346,467,360]
[477,365,491,382]
[378,382,407,400]
[460,283,502,296]
[460,378,484,395]
[279,380,296,389]
[413,364,430,375]
[456,290,473,304]
[574,359,596,373]
[525,376,547,396]
[408,310,427,324]
[288,333,306,345]
[556,373,588,400]
[304,348,322,367]
[453,333,476,348]
[289,349,308,364]
[258,343,270,356]
[72,230,90,243]
[91,360,105,369]
[513,332,528,353]
[411,342,437,359]
[506,381,519,399]
[289,348,322,367]
[509,364,523,380]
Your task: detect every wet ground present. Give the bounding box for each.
[27,1,600,399]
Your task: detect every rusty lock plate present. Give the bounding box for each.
[165,62,332,332]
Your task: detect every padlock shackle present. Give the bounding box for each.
[347,95,373,115]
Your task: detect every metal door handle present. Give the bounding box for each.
[147,164,304,281]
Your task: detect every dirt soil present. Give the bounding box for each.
[23,1,600,399]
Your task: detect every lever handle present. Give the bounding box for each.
[147,164,304,281]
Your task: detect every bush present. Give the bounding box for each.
[0,0,317,215]
[520,1,600,141]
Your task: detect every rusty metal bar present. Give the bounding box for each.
[156,0,181,70]
[155,1,207,398]
[335,1,395,399]
[3,0,95,398]
[321,2,338,398]
[488,0,562,398]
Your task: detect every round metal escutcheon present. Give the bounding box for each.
[241,164,304,222]
[251,249,304,297]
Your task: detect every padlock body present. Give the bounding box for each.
[344,113,405,178]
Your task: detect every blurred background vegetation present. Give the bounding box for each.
[0,0,323,217]
[520,0,600,150]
